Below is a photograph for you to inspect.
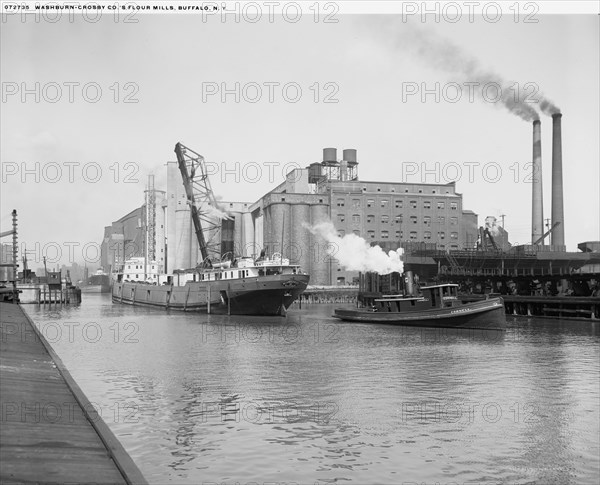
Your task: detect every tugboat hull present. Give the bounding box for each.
[334,297,506,330]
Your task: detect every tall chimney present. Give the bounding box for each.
[531,120,544,244]
[551,113,565,248]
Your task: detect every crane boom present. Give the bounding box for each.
[533,221,561,246]
[174,142,228,264]
[174,142,210,261]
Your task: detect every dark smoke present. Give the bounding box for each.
[380,21,560,120]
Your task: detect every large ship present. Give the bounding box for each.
[112,254,309,315]
[111,142,309,315]
[80,269,111,293]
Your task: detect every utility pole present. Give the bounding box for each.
[500,214,506,228]
[12,210,18,298]
[544,218,551,245]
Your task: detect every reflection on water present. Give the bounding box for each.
[27,295,599,484]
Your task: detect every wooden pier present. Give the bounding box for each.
[460,294,600,320]
[0,302,147,484]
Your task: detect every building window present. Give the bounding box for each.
[381,215,389,224]
[450,244,458,249]
[367,214,375,223]
[395,199,403,209]
[409,231,417,240]
[337,214,345,223]
[439,244,446,249]
[424,231,431,240]
[353,230,361,237]
[450,217,458,225]
[381,199,389,208]
[438,231,446,240]
[338,230,345,237]
[281,197,285,202]
[418,189,423,193]
[381,231,389,239]
[352,214,360,224]
[367,199,375,208]
[395,215,403,224]
[405,189,409,193]
[424,201,431,209]
[352,199,361,208]
[450,202,458,210]
[410,200,417,209]
[337,198,345,207]
[432,190,436,194]
[437,201,445,209]
[438,216,445,224]
[410,215,417,224]
[451,232,458,239]
[368,230,375,239]
[424,216,431,225]
[395,230,401,238]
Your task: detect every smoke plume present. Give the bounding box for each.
[202,203,231,220]
[306,221,404,275]
[382,21,560,120]
[485,216,501,237]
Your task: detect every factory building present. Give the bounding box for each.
[100,182,167,274]
[102,148,482,286]
[234,148,481,285]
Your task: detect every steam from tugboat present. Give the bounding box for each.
[305,221,404,275]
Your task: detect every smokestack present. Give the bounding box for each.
[531,120,544,244]
[551,113,565,248]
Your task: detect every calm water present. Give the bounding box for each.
[27,295,599,485]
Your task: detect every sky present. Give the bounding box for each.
[1,1,599,267]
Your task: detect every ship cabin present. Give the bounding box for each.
[359,270,461,313]
[372,284,460,313]
[163,256,303,287]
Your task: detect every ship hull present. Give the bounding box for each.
[334,297,506,330]
[80,284,111,294]
[112,274,309,316]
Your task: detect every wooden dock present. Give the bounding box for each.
[460,294,600,320]
[0,302,147,484]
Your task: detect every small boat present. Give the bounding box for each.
[334,277,506,330]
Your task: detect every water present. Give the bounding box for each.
[27,295,599,484]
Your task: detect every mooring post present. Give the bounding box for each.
[207,285,211,314]
[227,283,231,316]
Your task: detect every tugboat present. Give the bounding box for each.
[334,271,506,330]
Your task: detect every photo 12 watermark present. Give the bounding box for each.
[201,81,339,104]
[2,81,139,103]
[1,161,140,184]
